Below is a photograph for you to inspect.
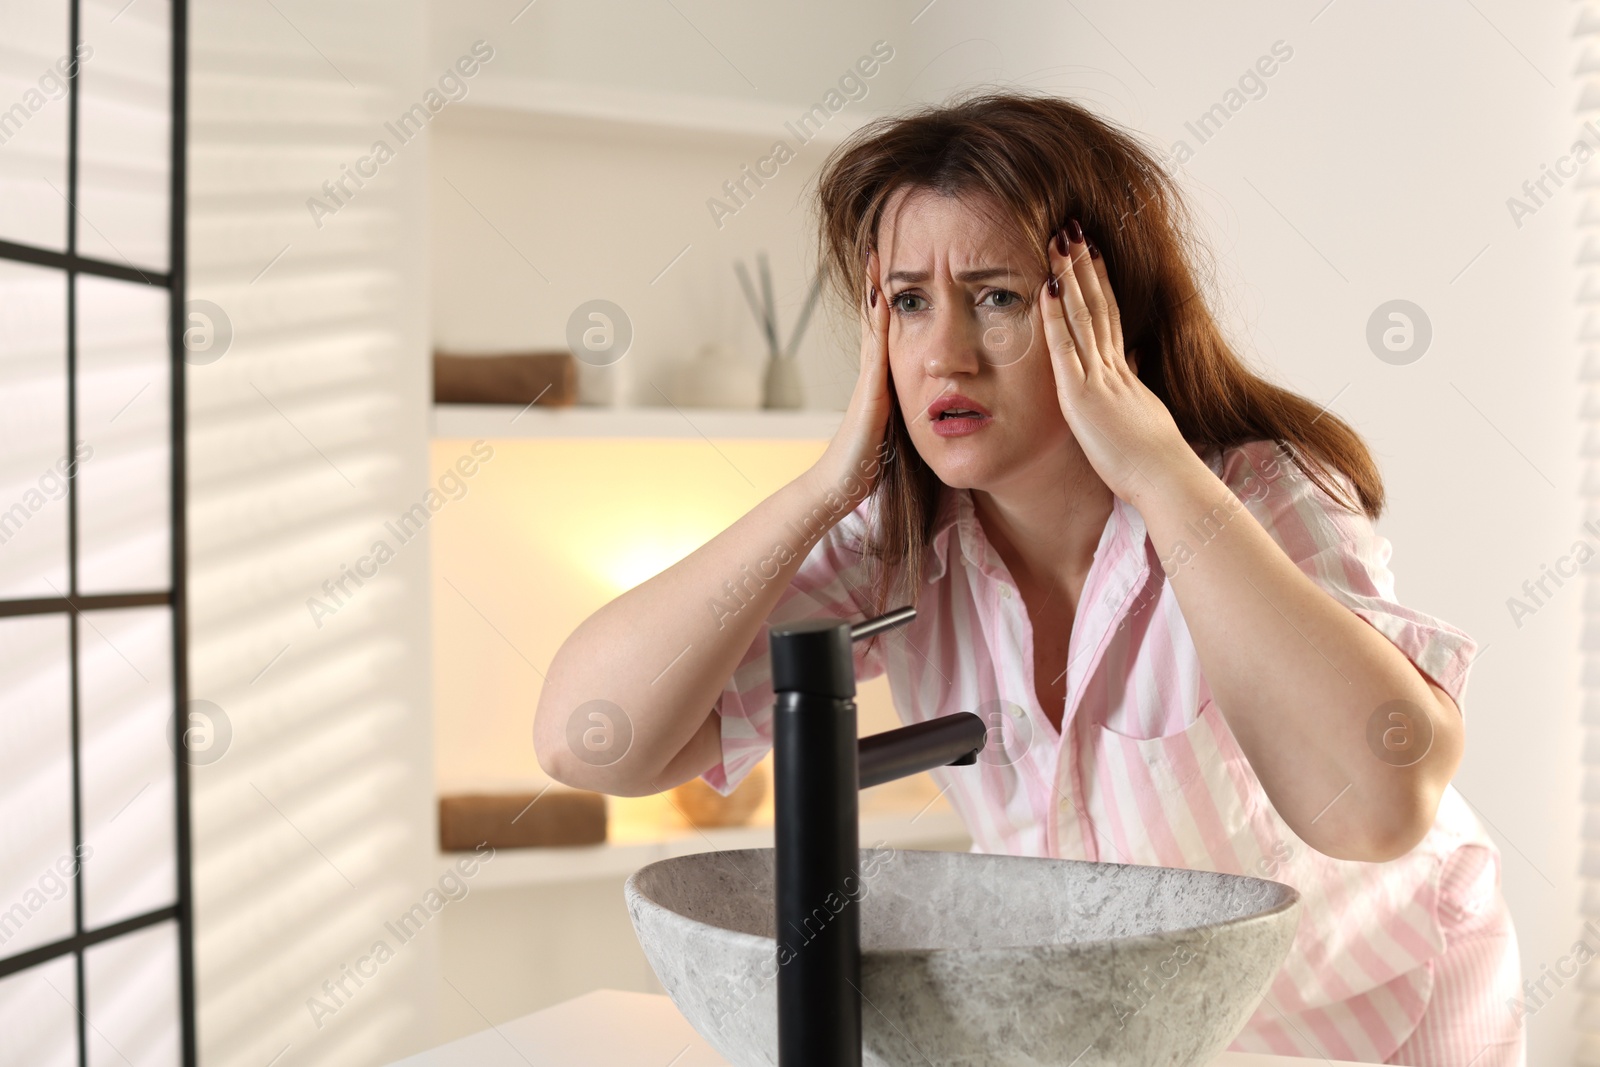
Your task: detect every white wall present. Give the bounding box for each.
[428,105,867,413]
[426,1,1577,1063]
[187,2,437,1064]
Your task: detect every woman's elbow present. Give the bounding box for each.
[532,700,584,789]
[1305,779,1445,864]
[1358,794,1440,863]
[532,689,669,797]
[1349,690,1464,862]
[532,682,612,791]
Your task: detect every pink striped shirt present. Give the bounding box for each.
[703,438,1522,1065]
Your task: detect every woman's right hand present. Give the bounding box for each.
[808,249,894,509]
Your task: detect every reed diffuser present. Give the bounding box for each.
[734,252,823,410]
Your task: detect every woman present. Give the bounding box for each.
[533,92,1524,1065]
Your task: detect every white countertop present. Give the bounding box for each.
[389,989,1376,1066]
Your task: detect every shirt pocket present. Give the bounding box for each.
[1084,700,1258,872]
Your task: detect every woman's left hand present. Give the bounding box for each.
[1039,220,1194,504]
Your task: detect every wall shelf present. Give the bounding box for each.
[432,403,843,441]
[441,78,875,144]
[447,786,969,890]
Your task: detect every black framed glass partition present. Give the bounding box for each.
[0,0,192,1062]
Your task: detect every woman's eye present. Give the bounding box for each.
[982,289,1021,309]
[892,292,926,313]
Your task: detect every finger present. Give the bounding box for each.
[1047,227,1099,381]
[861,249,891,399]
[1056,223,1115,372]
[1086,234,1125,359]
[1039,252,1087,392]
[1069,227,1118,369]
[859,250,881,356]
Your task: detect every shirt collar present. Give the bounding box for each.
[922,485,967,584]
[921,484,1151,584]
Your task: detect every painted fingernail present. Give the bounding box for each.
[1067,217,1084,244]
[869,285,878,308]
[1086,236,1100,259]
[1046,275,1060,298]
[1053,228,1068,257]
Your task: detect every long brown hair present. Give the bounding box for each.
[811,90,1383,616]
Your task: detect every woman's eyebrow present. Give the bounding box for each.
[884,267,1018,284]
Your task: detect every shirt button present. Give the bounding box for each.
[1000,586,1013,599]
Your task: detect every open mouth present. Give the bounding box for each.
[926,393,992,436]
[926,394,992,422]
[928,398,992,436]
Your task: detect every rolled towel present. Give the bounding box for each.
[433,350,577,406]
[438,788,607,850]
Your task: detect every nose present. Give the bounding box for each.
[919,303,984,380]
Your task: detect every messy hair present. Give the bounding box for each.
[812,90,1382,615]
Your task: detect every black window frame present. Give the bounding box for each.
[0,0,193,1062]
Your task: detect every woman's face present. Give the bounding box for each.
[877,185,1075,492]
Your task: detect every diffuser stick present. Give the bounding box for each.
[756,252,780,358]
[784,274,823,360]
[734,260,778,360]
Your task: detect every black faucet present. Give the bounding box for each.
[769,605,986,1066]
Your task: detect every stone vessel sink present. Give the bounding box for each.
[625,847,1300,1067]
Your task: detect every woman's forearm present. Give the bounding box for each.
[533,465,861,796]
[1128,453,1465,862]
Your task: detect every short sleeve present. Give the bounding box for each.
[699,497,888,796]
[1215,440,1480,713]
